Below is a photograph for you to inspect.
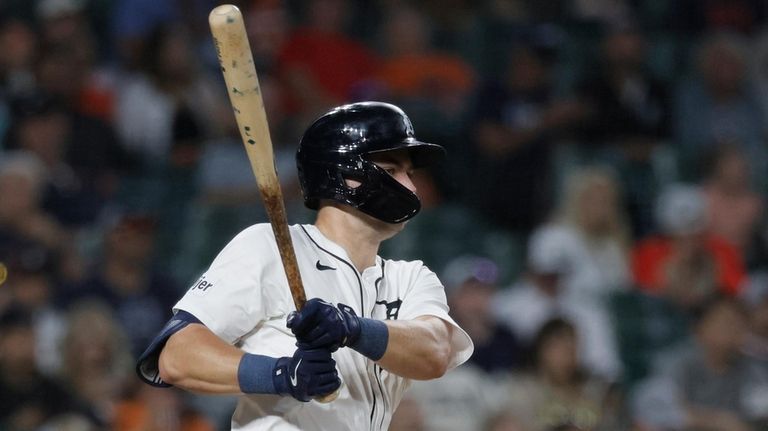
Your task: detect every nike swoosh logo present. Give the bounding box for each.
[316,260,336,271]
[290,358,302,387]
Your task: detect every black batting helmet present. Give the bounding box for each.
[296,102,445,223]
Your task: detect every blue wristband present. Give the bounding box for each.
[350,318,389,361]
[238,353,279,394]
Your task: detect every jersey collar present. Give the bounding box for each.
[302,224,383,279]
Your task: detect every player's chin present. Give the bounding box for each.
[382,219,408,238]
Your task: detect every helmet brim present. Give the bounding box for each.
[366,139,446,168]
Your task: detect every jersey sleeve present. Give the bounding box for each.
[173,224,273,344]
[397,262,474,369]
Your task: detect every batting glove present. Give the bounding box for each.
[287,298,361,352]
[272,348,341,402]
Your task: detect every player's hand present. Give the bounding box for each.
[272,348,341,402]
[287,298,361,351]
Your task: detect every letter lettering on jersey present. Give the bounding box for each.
[190,275,214,294]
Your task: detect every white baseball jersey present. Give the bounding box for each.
[175,223,473,431]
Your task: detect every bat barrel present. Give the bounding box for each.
[208,4,306,309]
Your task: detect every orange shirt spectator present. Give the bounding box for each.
[376,5,475,116]
[632,184,747,303]
[378,54,474,98]
[632,234,746,296]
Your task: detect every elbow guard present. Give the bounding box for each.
[136,310,202,387]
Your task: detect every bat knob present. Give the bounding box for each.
[210,4,239,16]
[315,386,341,403]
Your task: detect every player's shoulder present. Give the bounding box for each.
[229,223,309,247]
[380,257,437,279]
[381,256,426,269]
[232,222,274,241]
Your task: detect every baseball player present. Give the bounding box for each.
[136,102,473,430]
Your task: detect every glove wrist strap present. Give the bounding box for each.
[350,318,389,361]
[238,353,280,394]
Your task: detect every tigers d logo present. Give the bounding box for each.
[375,299,402,320]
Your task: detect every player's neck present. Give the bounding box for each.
[315,205,395,272]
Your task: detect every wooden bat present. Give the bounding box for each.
[209,4,338,402]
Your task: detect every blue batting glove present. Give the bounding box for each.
[287,298,361,351]
[272,348,340,402]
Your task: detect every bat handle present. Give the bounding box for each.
[315,386,341,403]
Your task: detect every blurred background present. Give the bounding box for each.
[1,0,768,430]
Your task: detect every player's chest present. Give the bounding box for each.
[297,254,404,322]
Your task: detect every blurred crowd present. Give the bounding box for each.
[2,0,768,430]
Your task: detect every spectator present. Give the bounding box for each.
[505,318,623,431]
[513,167,630,380]
[674,33,767,184]
[406,362,506,431]
[631,295,762,431]
[246,0,290,73]
[242,0,291,141]
[114,384,215,431]
[632,184,747,305]
[575,24,672,236]
[0,17,37,98]
[376,5,475,123]
[1,242,66,376]
[443,255,524,373]
[35,0,116,122]
[112,0,179,70]
[700,145,766,269]
[541,167,631,297]
[33,20,130,200]
[577,24,670,150]
[0,150,69,256]
[7,92,122,227]
[397,258,507,431]
[467,40,585,232]
[277,0,379,128]
[0,307,81,430]
[62,211,180,357]
[493,224,571,345]
[58,300,133,427]
[115,23,228,165]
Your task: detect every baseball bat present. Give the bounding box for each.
[209,4,338,402]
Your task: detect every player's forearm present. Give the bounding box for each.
[376,316,452,380]
[158,324,244,394]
